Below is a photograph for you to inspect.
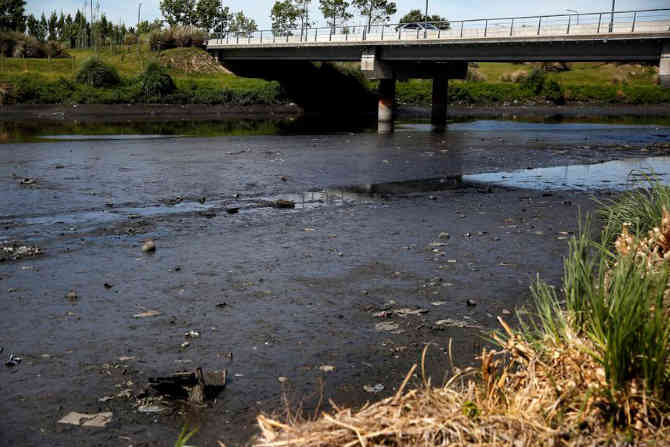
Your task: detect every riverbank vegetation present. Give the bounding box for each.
[255,182,670,446]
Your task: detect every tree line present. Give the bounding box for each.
[271,1,449,37]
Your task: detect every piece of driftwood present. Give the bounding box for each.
[148,368,227,403]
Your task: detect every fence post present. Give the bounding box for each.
[537,16,542,35]
[631,11,637,32]
[382,25,385,40]
[597,13,602,33]
[484,19,488,37]
[567,15,571,34]
[460,21,464,38]
[510,18,514,36]
[260,30,263,44]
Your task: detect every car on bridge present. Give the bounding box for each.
[394,22,439,32]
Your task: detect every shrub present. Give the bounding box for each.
[466,68,487,82]
[123,34,138,45]
[75,57,121,88]
[542,79,564,104]
[520,68,546,95]
[501,69,528,83]
[139,62,176,98]
[149,26,207,51]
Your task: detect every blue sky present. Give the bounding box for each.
[25,0,669,29]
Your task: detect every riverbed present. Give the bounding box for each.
[1,113,669,446]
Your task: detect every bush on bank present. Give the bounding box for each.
[7,73,283,105]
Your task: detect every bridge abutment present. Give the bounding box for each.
[378,78,396,124]
[661,43,670,88]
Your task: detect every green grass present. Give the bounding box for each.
[518,183,670,400]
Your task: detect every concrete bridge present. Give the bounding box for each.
[208,8,670,126]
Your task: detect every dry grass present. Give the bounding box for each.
[256,321,670,446]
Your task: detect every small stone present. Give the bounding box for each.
[66,290,78,301]
[438,232,450,240]
[141,240,156,253]
[428,195,437,200]
[466,299,477,307]
[278,376,288,383]
[501,309,512,316]
[103,283,113,289]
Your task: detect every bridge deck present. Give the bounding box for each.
[207,9,670,50]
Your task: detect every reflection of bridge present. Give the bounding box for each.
[207,9,670,126]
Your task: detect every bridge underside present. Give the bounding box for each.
[212,36,670,127]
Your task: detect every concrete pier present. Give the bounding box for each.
[431,77,448,126]
[378,78,396,123]
[661,42,670,87]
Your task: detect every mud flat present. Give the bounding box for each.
[1,117,669,446]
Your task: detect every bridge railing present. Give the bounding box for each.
[208,8,670,47]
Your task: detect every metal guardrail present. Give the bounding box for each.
[207,8,670,47]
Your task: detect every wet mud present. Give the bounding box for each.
[1,117,670,446]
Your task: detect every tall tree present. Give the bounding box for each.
[37,12,48,42]
[319,0,351,32]
[271,0,299,36]
[47,11,58,41]
[352,0,396,32]
[160,0,196,27]
[228,11,257,37]
[399,9,449,29]
[195,0,229,32]
[0,0,26,32]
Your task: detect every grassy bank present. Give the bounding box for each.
[396,62,669,105]
[0,48,667,105]
[255,182,670,446]
[0,45,284,105]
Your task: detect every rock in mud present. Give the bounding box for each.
[141,240,156,253]
[148,368,226,404]
[274,199,295,209]
[466,299,477,307]
[226,207,239,214]
[66,290,78,302]
[363,384,384,393]
[1,243,43,261]
[438,232,450,240]
[58,411,112,427]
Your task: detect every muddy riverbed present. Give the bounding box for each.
[1,114,670,446]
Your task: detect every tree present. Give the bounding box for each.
[271,0,299,36]
[228,11,257,37]
[0,0,26,32]
[47,11,58,41]
[319,0,352,32]
[160,0,196,27]
[196,0,230,32]
[352,0,396,32]
[399,9,449,29]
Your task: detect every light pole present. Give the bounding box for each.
[609,0,616,32]
[137,2,141,28]
[566,9,578,25]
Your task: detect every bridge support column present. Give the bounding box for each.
[431,77,448,126]
[378,78,396,123]
[661,43,670,88]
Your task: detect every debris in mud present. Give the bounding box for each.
[198,197,207,204]
[278,376,288,383]
[137,402,169,414]
[215,302,227,308]
[0,243,43,262]
[181,341,190,349]
[5,353,21,367]
[375,322,403,334]
[393,308,429,317]
[18,177,36,186]
[133,310,161,318]
[363,384,384,393]
[319,365,335,373]
[439,232,450,240]
[103,282,113,289]
[141,239,156,253]
[273,199,295,209]
[184,330,200,338]
[198,210,217,218]
[433,317,483,330]
[226,207,239,214]
[58,411,112,427]
[164,196,183,206]
[466,299,477,307]
[66,290,78,302]
[148,368,227,404]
